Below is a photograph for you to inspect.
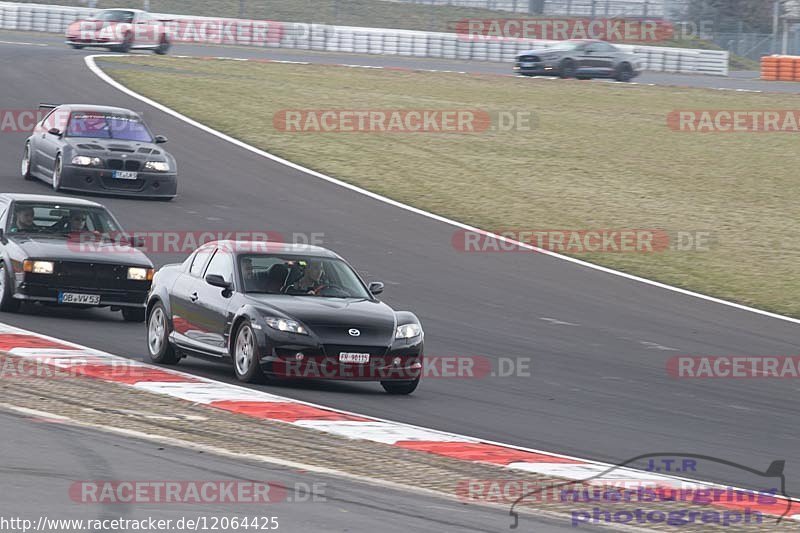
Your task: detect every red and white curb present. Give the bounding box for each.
[0,321,795,521]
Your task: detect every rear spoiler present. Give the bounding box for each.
[38,103,58,110]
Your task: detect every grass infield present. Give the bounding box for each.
[101,56,800,318]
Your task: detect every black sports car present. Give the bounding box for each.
[146,241,424,394]
[514,39,641,81]
[0,194,154,322]
[22,104,177,199]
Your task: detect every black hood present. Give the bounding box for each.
[8,234,152,267]
[247,295,397,345]
[66,138,166,158]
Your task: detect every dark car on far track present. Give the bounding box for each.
[146,241,425,394]
[22,104,177,200]
[0,194,154,322]
[514,39,641,81]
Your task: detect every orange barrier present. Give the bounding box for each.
[761,55,800,81]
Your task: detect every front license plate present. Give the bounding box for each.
[59,292,101,305]
[521,62,535,67]
[339,352,370,364]
[113,170,138,180]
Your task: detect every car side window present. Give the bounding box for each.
[205,250,234,284]
[598,42,616,53]
[189,248,213,277]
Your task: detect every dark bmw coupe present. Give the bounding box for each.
[0,194,154,321]
[146,241,424,394]
[22,104,177,199]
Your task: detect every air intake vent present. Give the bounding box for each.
[137,148,153,154]
[108,145,135,153]
[77,144,103,150]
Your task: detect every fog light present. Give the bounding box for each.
[393,357,402,366]
[85,176,93,183]
[295,352,304,361]
[411,361,422,369]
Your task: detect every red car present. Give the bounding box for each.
[65,9,170,54]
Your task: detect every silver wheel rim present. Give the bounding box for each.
[53,157,61,189]
[235,326,254,376]
[21,146,29,176]
[148,308,165,356]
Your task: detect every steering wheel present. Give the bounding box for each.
[313,284,349,297]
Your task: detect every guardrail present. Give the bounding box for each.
[0,1,729,75]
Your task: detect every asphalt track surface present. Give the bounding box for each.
[1,409,585,533]
[0,32,799,500]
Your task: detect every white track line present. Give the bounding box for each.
[84,54,800,326]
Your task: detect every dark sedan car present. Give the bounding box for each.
[0,194,154,321]
[514,39,641,81]
[146,241,424,394]
[21,104,177,199]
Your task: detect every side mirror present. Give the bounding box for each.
[0,228,5,243]
[154,135,168,144]
[48,128,62,137]
[206,274,232,290]
[368,281,384,296]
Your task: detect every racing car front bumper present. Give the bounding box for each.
[59,164,177,199]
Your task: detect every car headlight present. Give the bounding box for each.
[395,323,421,339]
[127,267,154,281]
[71,156,101,166]
[144,161,169,172]
[265,317,308,335]
[23,260,54,274]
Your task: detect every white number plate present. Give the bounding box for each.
[59,292,101,305]
[339,352,370,364]
[113,170,138,180]
[521,62,535,67]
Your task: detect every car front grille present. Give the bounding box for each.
[100,177,146,191]
[322,344,389,358]
[107,159,142,171]
[28,261,148,291]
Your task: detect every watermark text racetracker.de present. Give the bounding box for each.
[667,110,800,132]
[452,229,712,254]
[668,355,800,378]
[273,109,536,134]
[67,230,325,255]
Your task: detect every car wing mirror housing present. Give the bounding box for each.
[48,128,62,136]
[154,135,168,144]
[369,281,384,295]
[206,274,232,290]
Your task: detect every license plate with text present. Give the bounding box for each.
[339,352,370,364]
[59,292,101,305]
[113,170,138,180]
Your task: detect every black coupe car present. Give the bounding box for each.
[146,241,424,394]
[21,104,177,199]
[0,194,154,321]
[514,39,641,81]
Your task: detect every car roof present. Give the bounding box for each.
[95,8,145,14]
[203,240,341,259]
[57,104,141,117]
[0,193,104,208]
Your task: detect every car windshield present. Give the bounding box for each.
[96,10,135,23]
[66,113,153,142]
[7,203,122,236]
[239,254,371,299]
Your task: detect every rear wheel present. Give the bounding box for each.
[69,44,84,50]
[115,32,132,53]
[154,35,170,55]
[122,307,146,322]
[233,323,266,383]
[21,143,33,180]
[147,302,179,364]
[52,154,62,191]
[381,378,420,395]
[0,263,20,313]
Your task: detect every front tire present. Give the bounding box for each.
[21,143,33,180]
[0,263,20,313]
[559,59,576,79]
[147,302,179,364]
[115,32,132,53]
[69,44,84,50]
[52,154,62,191]
[381,378,419,395]
[232,323,266,383]
[616,63,634,82]
[154,35,170,55]
[122,307,146,322]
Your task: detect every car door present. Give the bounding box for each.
[34,107,66,176]
[133,12,157,47]
[190,248,237,353]
[590,42,617,75]
[577,42,603,73]
[169,244,215,351]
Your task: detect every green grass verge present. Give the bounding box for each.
[99,56,800,317]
